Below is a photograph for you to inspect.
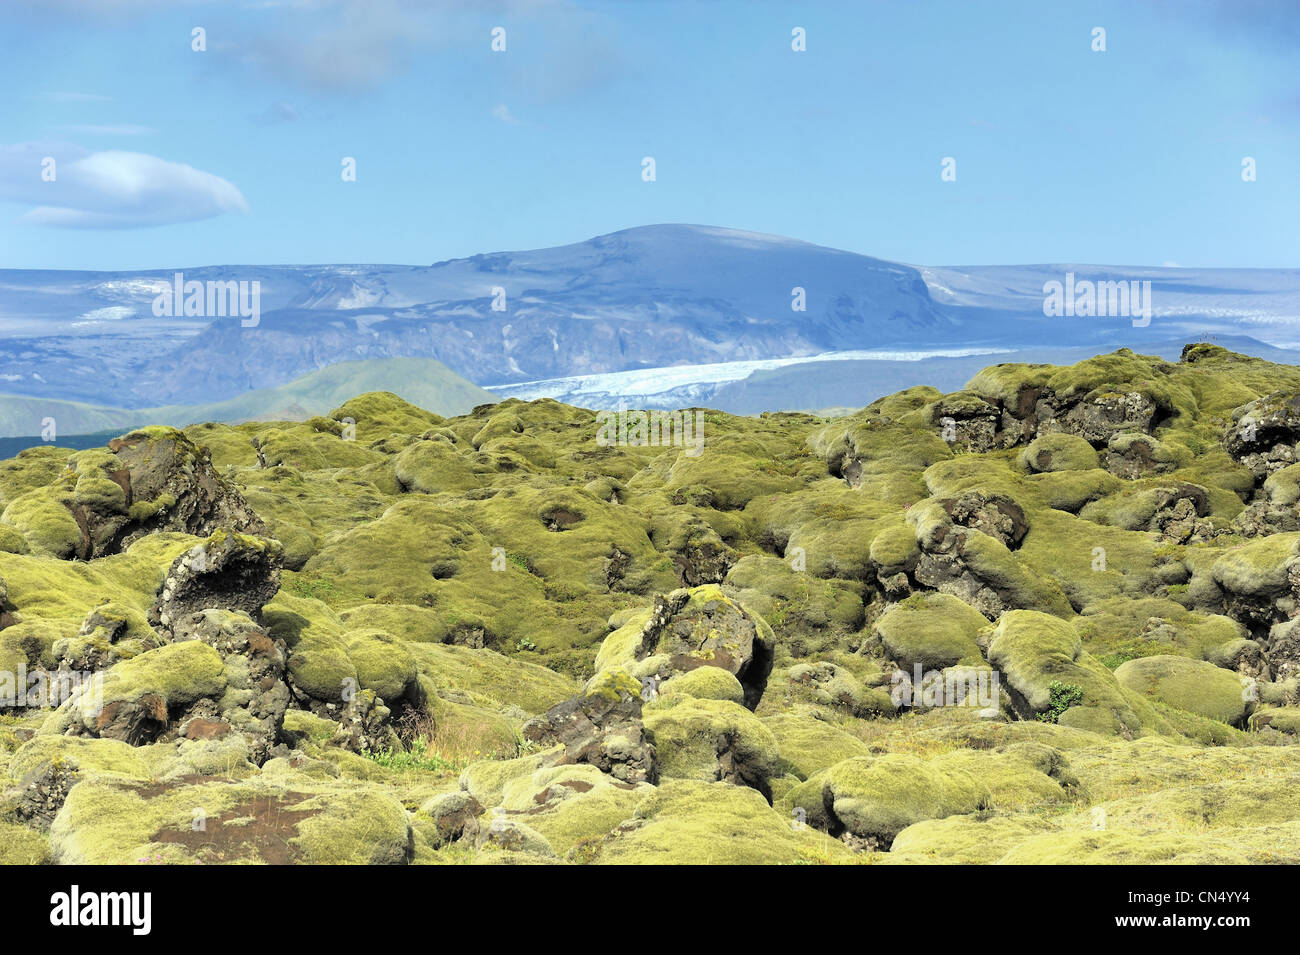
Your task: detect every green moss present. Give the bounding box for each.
[784,753,986,843]
[889,814,1061,864]
[660,666,746,704]
[762,710,871,780]
[874,592,989,670]
[48,774,411,864]
[1019,433,1100,473]
[9,734,155,783]
[868,518,919,569]
[6,344,1300,865]
[0,491,81,558]
[0,819,50,863]
[997,829,1252,865]
[1114,655,1250,725]
[344,629,418,702]
[987,610,1146,735]
[642,697,779,791]
[57,640,226,732]
[1025,468,1120,512]
[280,709,340,748]
[1249,705,1300,735]
[593,779,850,864]
[1212,533,1300,597]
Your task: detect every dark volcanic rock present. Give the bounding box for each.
[69,427,266,559]
[522,680,658,785]
[149,531,283,640]
[631,587,775,710]
[1225,392,1300,482]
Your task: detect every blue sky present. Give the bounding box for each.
[0,0,1297,270]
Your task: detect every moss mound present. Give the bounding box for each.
[3,343,1300,865]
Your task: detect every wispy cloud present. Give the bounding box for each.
[250,102,300,124]
[0,143,249,229]
[492,104,518,125]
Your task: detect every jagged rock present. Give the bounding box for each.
[930,392,1001,452]
[1234,500,1300,538]
[149,531,283,640]
[1233,463,1300,537]
[1044,390,1159,446]
[1148,484,1214,543]
[52,428,266,560]
[939,491,1028,549]
[179,609,291,764]
[522,669,657,784]
[43,610,289,765]
[1225,392,1300,482]
[9,758,79,828]
[1210,535,1300,635]
[910,501,1070,620]
[671,527,736,587]
[51,602,153,673]
[329,689,394,754]
[1265,618,1300,683]
[46,640,226,746]
[594,585,775,710]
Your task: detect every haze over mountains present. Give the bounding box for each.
[1,224,1298,436]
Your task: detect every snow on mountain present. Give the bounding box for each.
[0,225,1296,412]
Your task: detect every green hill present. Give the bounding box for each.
[0,357,497,440]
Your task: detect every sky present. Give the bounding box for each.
[0,0,1297,271]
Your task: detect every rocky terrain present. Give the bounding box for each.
[1,342,1299,865]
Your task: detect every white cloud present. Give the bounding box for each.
[492,104,518,124]
[0,143,249,229]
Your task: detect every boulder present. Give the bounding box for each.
[149,530,283,640]
[1,428,266,560]
[1225,392,1300,482]
[641,696,779,798]
[522,668,657,784]
[1115,655,1251,726]
[594,585,774,709]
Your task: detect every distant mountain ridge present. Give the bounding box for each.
[1,224,1298,412]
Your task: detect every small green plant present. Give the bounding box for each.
[1037,681,1084,723]
[362,737,465,773]
[515,637,537,652]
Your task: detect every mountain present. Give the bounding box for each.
[1,225,1298,412]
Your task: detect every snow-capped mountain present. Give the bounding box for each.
[0,224,1297,413]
